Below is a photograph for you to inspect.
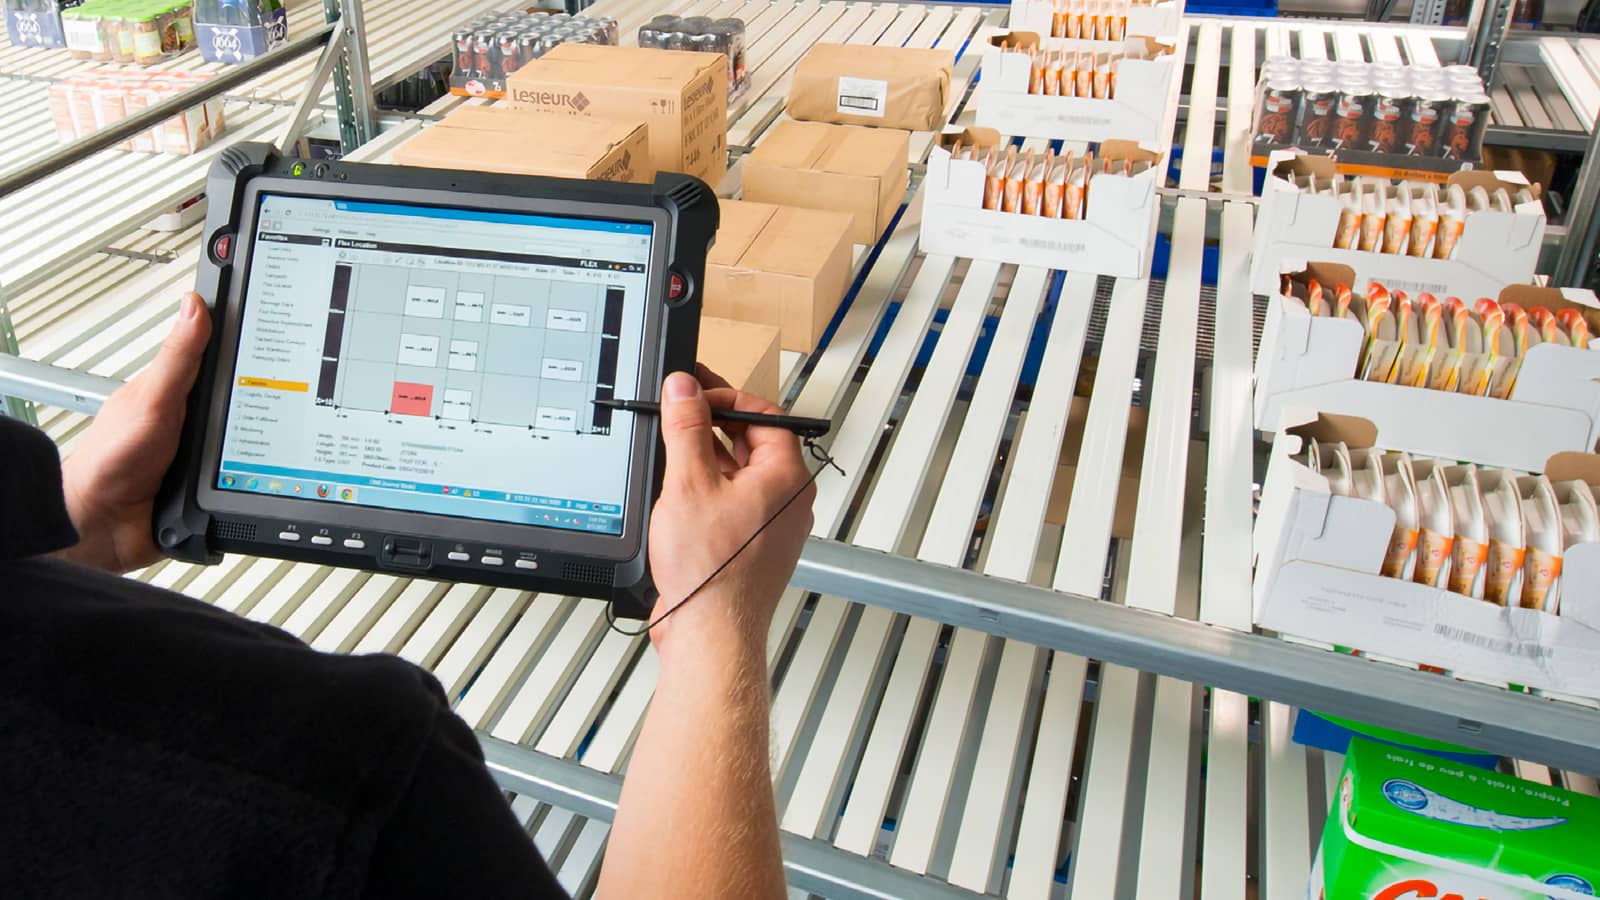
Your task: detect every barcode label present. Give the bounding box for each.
[837,77,887,117]
[1019,237,1087,253]
[1434,624,1553,660]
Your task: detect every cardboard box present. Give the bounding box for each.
[48,69,226,156]
[919,129,1160,277]
[1255,262,1600,472]
[1250,152,1547,298]
[1252,412,1600,699]
[1045,398,1144,535]
[975,33,1178,146]
[742,120,907,245]
[699,316,782,404]
[1312,739,1600,900]
[1484,144,1558,198]
[704,199,854,353]
[786,43,955,132]
[1008,0,1184,39]
[1246,150,1469,184]
[394,107,652,183]
[507,44,728,187]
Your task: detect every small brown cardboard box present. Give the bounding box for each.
[787,43,955,131]
[1045,399,1146,537]
[704,199,854,352]
[506,44,728,187]
[393,107,652,183]
[699,316,781,404]
[742,120,907,245]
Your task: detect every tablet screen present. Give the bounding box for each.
[214,195,654,537]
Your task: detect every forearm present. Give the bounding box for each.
[596,634,786,900]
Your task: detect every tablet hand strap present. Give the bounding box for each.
[604,438,843,637]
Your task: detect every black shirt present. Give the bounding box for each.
[0,416,568,899]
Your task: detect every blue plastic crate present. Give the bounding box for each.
[1185,0,1277,16]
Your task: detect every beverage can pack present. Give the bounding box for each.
[1310,739,1600,900]
[1442,91,1491,161]
[1298,81,1340,149]
[1256,74,1300,145]
[1329,83,1373,151]
[1368,88,1408,154]
[1408,90,1451,157]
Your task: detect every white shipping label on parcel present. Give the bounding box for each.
[837,77,888,117]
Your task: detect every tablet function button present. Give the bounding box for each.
[447,551,471,563]
[278,531,301,542]
[343,538,366,550]
[211,233,233,261]
[514,559,539,571]
[310,535,333,546]
[481,555,505,567]
[381,537,431,568]
[668,272,686,301]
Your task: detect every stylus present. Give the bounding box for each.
[593,399,832,438]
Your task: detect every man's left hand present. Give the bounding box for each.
[59,293,211,574]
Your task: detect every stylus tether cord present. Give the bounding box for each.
[604,438,845,637]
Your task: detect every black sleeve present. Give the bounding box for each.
[362,708,572,900]
[0,415,79,560]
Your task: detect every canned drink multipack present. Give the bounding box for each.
[1252,59,1488,160]
[638,14,747,98]
[447,10,617,99]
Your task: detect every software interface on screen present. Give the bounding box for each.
[215,195,655,536]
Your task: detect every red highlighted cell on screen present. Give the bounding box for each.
[390,382,434,417]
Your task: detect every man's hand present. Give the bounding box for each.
[644,368,815,660]
[59,293,211,574]
[599,366,810,900]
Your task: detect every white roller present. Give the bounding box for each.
[1262,701,1313,898]
[1199,689,1251,900]
[1201,202,1259,631]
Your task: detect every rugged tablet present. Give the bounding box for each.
[154,143,718,618]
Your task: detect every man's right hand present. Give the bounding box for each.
[644,369,816,661]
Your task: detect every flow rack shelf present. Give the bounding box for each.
[0,0,506,337]
[5,4,1600,900]
[0,0,499,111]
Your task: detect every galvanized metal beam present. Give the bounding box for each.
[792,537,1600,776]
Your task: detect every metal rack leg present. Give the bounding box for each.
[1459,0,1517,89]
[323,0,378,152]
[0,288,33,424]
[1554,107,1600,287]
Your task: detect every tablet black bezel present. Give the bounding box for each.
[191,178,671,562]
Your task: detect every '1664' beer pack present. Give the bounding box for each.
[1311,739,1600,900]
[4,0,82,48]
[192,0,286,64]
